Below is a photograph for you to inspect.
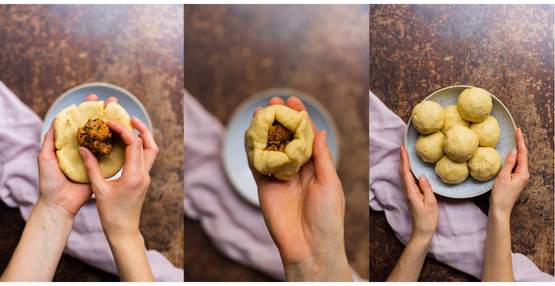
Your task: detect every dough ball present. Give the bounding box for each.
[442,105,469,132]
[468,147,502,181]
[435,156,469,184]
[444,125,479,162]
[415,131,445,163]
[412,100,444,134]
[54,101,132,183]
[470,115,500,147]
[457,87,493,122]
[245,104,314,180]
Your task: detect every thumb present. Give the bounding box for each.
[418,176,436,204]
[313,130,337,182]
[500,148,517,176]
[79,147,107,190]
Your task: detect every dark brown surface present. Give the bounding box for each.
[369,4,554,281]
[184,5,369,281]
[0,5,184,281]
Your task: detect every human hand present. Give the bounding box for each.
[399,144,438,245]
[490,128,529,217]
[78,115,159,241]
[247,97,351,281]
[37,94,117,217]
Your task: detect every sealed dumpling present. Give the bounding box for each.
[245,104,314,180]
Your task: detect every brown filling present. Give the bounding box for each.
[77,118,112,156]
[265,121,294,152]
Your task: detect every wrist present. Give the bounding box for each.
[283,247,352,281]
[408,233,433,250]
[488,206,512,222]
[106,229,144,250]
[35,198,75,225]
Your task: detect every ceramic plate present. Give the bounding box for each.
[223,88,340,207]
[41,82,153,181]
[405,85,516,199]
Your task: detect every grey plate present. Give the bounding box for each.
[223,88,341,207]
[41,82,153,181]
[405,85,516,199]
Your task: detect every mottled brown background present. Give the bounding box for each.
[369,4,554,281]
[0,5,184,281]
[184,5,369,281]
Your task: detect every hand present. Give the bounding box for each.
[247,96,351,281]
[490,128,529,217]
[37,94,116,217]
[399,144,438,244]
[78,117,158,241]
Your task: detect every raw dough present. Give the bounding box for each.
[470,115,500,147]
[411,100,444,134]
[415,131,445,163]
[468,147,501,181]
[245,104,314,180]
[55,101,132,183]
[444,125,479,163]
[457,87,492,123]
[435,155,469,184]
[442,105,469,132]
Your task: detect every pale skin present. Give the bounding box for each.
[247,96,352,281]
[389,128,529,282]
[1,95,158,282]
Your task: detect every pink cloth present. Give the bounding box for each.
[183,91,363,281]
[0,81,183,281]
[369,91,553,281]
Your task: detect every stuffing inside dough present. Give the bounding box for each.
[77,118,113,156]
[265,121,294,152]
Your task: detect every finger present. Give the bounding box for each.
[286,96,307,112]
[79,147,108,189]
[500,147,518,176]
[252,107,263,118]
[268,97,285,106]
[400,145,419,200]
[104,96,118,107]
[418,176,436,204]
[39,125,56,160]
[312,131,337,182]
[107,121,143,175]
[131,117,158,170]
[85,94,98,101]
[514,128,529,176]
[107,121,138,146]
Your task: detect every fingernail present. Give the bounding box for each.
[79,147,88,159]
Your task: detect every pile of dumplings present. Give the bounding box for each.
[412,87,502,184]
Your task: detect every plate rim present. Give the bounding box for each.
[404,84,517,199]
[222,87,342,207]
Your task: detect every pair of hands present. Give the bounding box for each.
[38,94,158,242]
[248,96,352,281]
[399,127,530,247]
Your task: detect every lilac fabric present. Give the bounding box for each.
[183,91,363,281]
[0,81,183,281]
[369,91,553,282]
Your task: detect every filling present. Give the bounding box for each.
[265,121,294,152]
[77,118,112,156]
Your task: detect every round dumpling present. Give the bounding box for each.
[435,155,469,184]
[442,105,470,132]
[54,101,132,183]
[457,87,493,123]
[415,131,445,163]
[468,147,502,181]
[412,100,444,134]
[470,115,500,147]
[444,125,479,163]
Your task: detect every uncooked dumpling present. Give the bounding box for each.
[411,100,444,134]
[245,104,314,180]
[435,155,469,184]
[470,115,500,147]
[444,125,479,163]
[468,147,501,181]
[442,105,469,132]
[457,87,492,123]
[54,101,132,183]
[415,131,445,163]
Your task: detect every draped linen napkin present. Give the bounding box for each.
[183,91,363,281]
[369,91,553,281]
[0,81,183,281]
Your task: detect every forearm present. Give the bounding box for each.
[284,248,352,281]
[1,199,73,281]
[482,208,514,281]
[106,231,155,282]
[387,236,431,282]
